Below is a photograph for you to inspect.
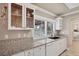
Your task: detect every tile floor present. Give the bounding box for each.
[61,40,79,56]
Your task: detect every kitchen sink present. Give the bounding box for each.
[49,37,60,39]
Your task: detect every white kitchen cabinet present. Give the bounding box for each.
[8,3,34,30]
[46,42,57,56]
[60,38,67,52]
[55,17,63,30]
[33,45,45,56]
[8,3,24,30]
[54,40,62,55]
[12,51,25,56]
[46,38,67,56]
[40,45,45,56]
[24,49,34,56]
[55,38,67,55]
[24,4,35,29]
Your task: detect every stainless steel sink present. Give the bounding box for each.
[49,37,60,39]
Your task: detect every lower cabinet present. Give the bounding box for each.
[46,38,67,56]
[33,45,45,56]
[46,42,57,56]
[24,49,34,56]
[12,38,67,56]
[55,38,67,56]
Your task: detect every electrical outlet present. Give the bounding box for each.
[5,34,8,39]
[18,33,21,38]
[23,33,26,37]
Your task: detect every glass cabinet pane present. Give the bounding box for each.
[34,20,45,39]
[11,3,22,28]
[26,8,34,28]
[47,22,53,37]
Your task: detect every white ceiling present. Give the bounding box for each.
[32,3,79,16]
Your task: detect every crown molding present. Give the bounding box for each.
[30,4,57,17]
[61,10,79,17]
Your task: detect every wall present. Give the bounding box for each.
[72,19,79,30]
[35,9,55,19]
[0,3,33,55]
[62,13,79,47]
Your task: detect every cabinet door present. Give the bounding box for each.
[34,45,45,56]
[25,4,34,29]
[46,42,57,56]
[55,19,60,30]
[12,52,25,56]
[24,49,33,56]
[60,39,67,52]
[39,45,45,56]
[55,40,62,55]
[55,39,67,55]
[55,18,62,30]
[33,47,40,56]
[8,3,24,30]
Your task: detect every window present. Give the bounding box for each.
[34,19,45,39]
[47,22,53,37]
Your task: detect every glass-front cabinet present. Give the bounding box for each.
[8,3,34,30]
[8,3,23,30]
[55,17,63,30]
[11,4,22,28]
[25,4,34,29]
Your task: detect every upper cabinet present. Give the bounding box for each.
[11,4,22,28]
[25,4,34,29]
[55,17,63,30]
[8,3,34,30]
